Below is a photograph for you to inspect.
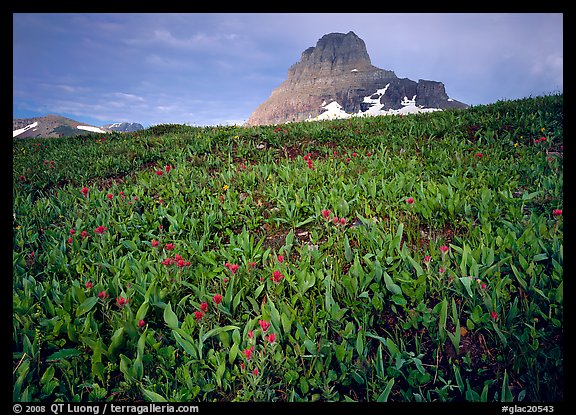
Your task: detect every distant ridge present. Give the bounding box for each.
[13,114,109,138]
[102,122,144,132]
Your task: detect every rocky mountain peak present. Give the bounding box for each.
[296,31,372,73]
[246,31,467,126]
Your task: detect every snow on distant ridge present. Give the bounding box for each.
[13,122,38,138]
[77,125,108,133]
[308,85,441,122]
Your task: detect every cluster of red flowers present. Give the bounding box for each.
[43,160,56,169]
[321,209,347,226]
[161,253,191,268]
[303,153,314,169]
[68,226,108,243]
[535,136,547,144]
[155,165,173,176]
[406,197,415,204]
[107,191,138,204]
[194,293,223,321]
[225,262,239,274]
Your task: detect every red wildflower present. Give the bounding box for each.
[116,297,128,308]
[161,258,173,266]
[85,281,93,289]
[70,229,76,235]
[165,165,172,172]
[243,346,254,360]
[200,302,209,312]
[68,237,73,244]
[340,217,347,226]
[165,243,175,251]
[491,311,499,320]
[152,239,159,247]
[177,259,185,268]
[332,216,339,224]
[94,225,108,235]
[80,230,89,239]
[81,186,89,197]
[322,209,331,220]
[225,263,239,274]
[252,368,259,376]
[267,333,277,344]
[277,255,284,263]
[406,197,415,204]
[553,209,562,217]
[137,319,146,329]
[440,245,450,254]
[248,330,254,339]
[424,255,432,264]
[259,319,271,332]
[476,152,483,158]
[271,270,284,284]
[194,311,204,321]
[155,170,164,176]
[107,193,114,200]
[98,291,108,300]
[213,294,223,304]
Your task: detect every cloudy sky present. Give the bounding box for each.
[13,13,563,127]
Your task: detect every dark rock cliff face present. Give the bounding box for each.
[246,31,468,126]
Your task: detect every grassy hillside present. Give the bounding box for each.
[12,94,563,403]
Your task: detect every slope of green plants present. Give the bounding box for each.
[13,94,563,402]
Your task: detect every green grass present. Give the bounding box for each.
[13,94,563,402]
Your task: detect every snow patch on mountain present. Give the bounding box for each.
[13,122,38,138]
[77,125,108,133]
[308,86,441,122]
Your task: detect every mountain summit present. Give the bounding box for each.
[246,31,468,125]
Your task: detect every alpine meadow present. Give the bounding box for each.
[13,94,563,403]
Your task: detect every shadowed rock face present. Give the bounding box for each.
[246,31,468,126]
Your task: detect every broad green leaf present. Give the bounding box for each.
[163,302,179,329]
[46,348,82,361]
[459,276,474,298]
[376,378,394,402]
[173,330,197,358]
[136,301,149,321]
[75,297,98,317]
[343,235,353,262]
[142,388,167,402]
[108,327,124,357]
[385,337,400,359]
[201,325,240,343]
[383,272,402,295]
[122,240,138,251]
[501,370,514,402]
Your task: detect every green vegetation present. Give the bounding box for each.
[13,94,563,402]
